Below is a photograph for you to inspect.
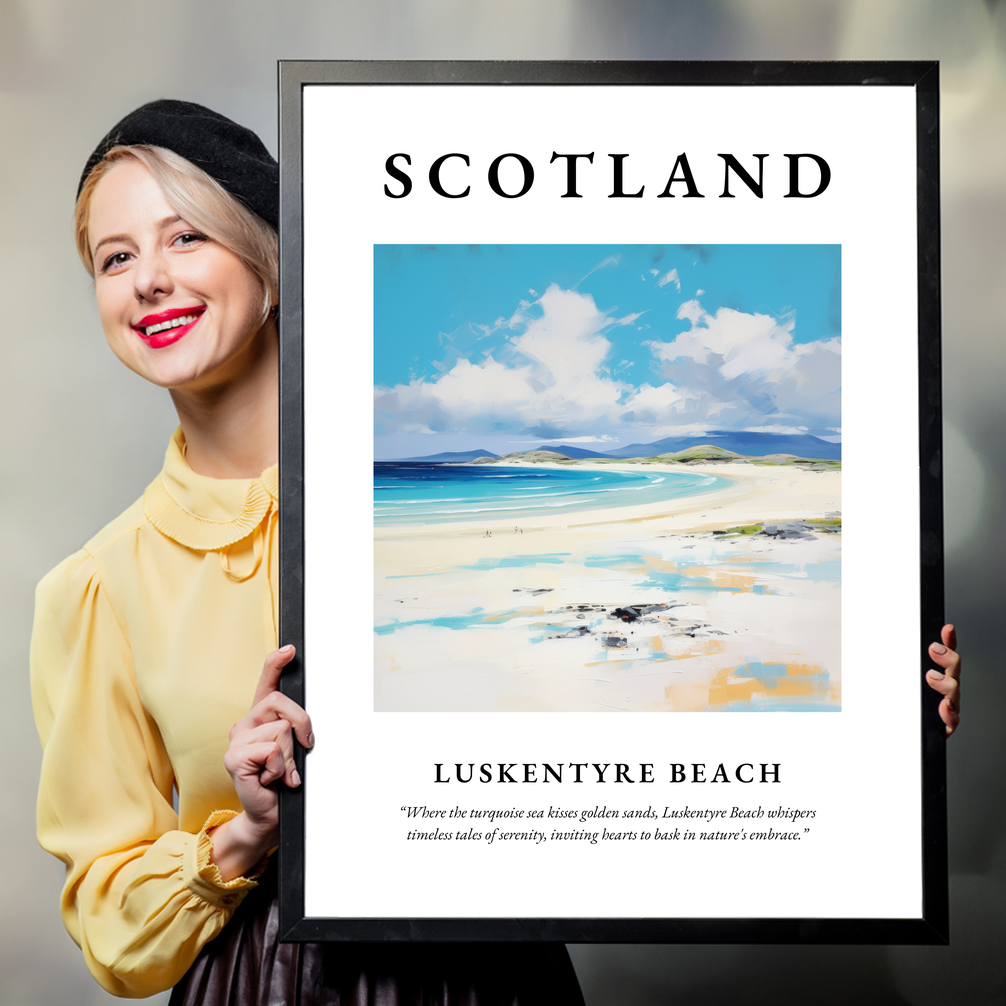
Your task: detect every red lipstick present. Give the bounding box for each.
[132,306,205,349]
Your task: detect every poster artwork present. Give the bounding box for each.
[288,65,942,940]
[374,243,842,713]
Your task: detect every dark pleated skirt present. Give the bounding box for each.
[169,869,584,1006]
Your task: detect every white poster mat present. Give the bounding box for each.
[301,84,919,920]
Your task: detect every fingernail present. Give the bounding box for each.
[927,669,944,679]
[292,768,301,787]
[931,643,947,655]
[306,732,315,748]
[280,644,295,654]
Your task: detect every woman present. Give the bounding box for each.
[31,100,585,1003]
[32,99,962,1002]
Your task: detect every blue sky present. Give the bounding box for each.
[374,245,841,459]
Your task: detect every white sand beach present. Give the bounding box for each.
[375,461,841,713]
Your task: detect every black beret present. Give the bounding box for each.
[78,99,278,228]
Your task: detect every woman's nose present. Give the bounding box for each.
[133,249,173,302]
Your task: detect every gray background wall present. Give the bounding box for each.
[1,1,1003,1003]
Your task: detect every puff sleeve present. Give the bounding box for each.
[30,549,260,998]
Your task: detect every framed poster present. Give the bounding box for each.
[277,61,946,943]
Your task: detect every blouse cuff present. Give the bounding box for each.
[183,810,269,909]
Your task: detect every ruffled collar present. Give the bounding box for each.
[143,428,278,551]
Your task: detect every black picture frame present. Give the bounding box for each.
[277,60,945,944]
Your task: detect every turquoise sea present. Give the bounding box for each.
[374,462,728,524]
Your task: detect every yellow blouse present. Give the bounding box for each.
[31,429,279,998]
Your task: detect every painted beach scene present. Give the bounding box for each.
[374,245,841,713]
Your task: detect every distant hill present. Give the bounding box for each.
[656,445,745,462]
[499,450,572,462]
[390,432,840,463]
[605,431,841,460]
[532,443,613,459]
[393,449,500,463]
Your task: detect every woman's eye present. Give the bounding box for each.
[101,251,131,273]
[173,231,208,248]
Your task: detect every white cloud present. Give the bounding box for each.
[660,301,797,380]
[614,311,645,327]
[507,434,619,444]
[743,425,810,435]
[375,285,632,439]
[641,301,841,431]
[577,254,621,287]
[395,422,437,435]
[512,285,611,376]
[375,289,840,443]
[657,268,681,291]
[623,381,689,417]
[638,423,728,438]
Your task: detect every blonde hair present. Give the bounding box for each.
[75,145,278,323]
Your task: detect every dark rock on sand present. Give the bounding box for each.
[611,603,675,623]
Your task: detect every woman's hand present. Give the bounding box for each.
[926,624,961,738]
[209,645,314,881]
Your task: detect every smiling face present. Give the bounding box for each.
[87,158,272,392]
